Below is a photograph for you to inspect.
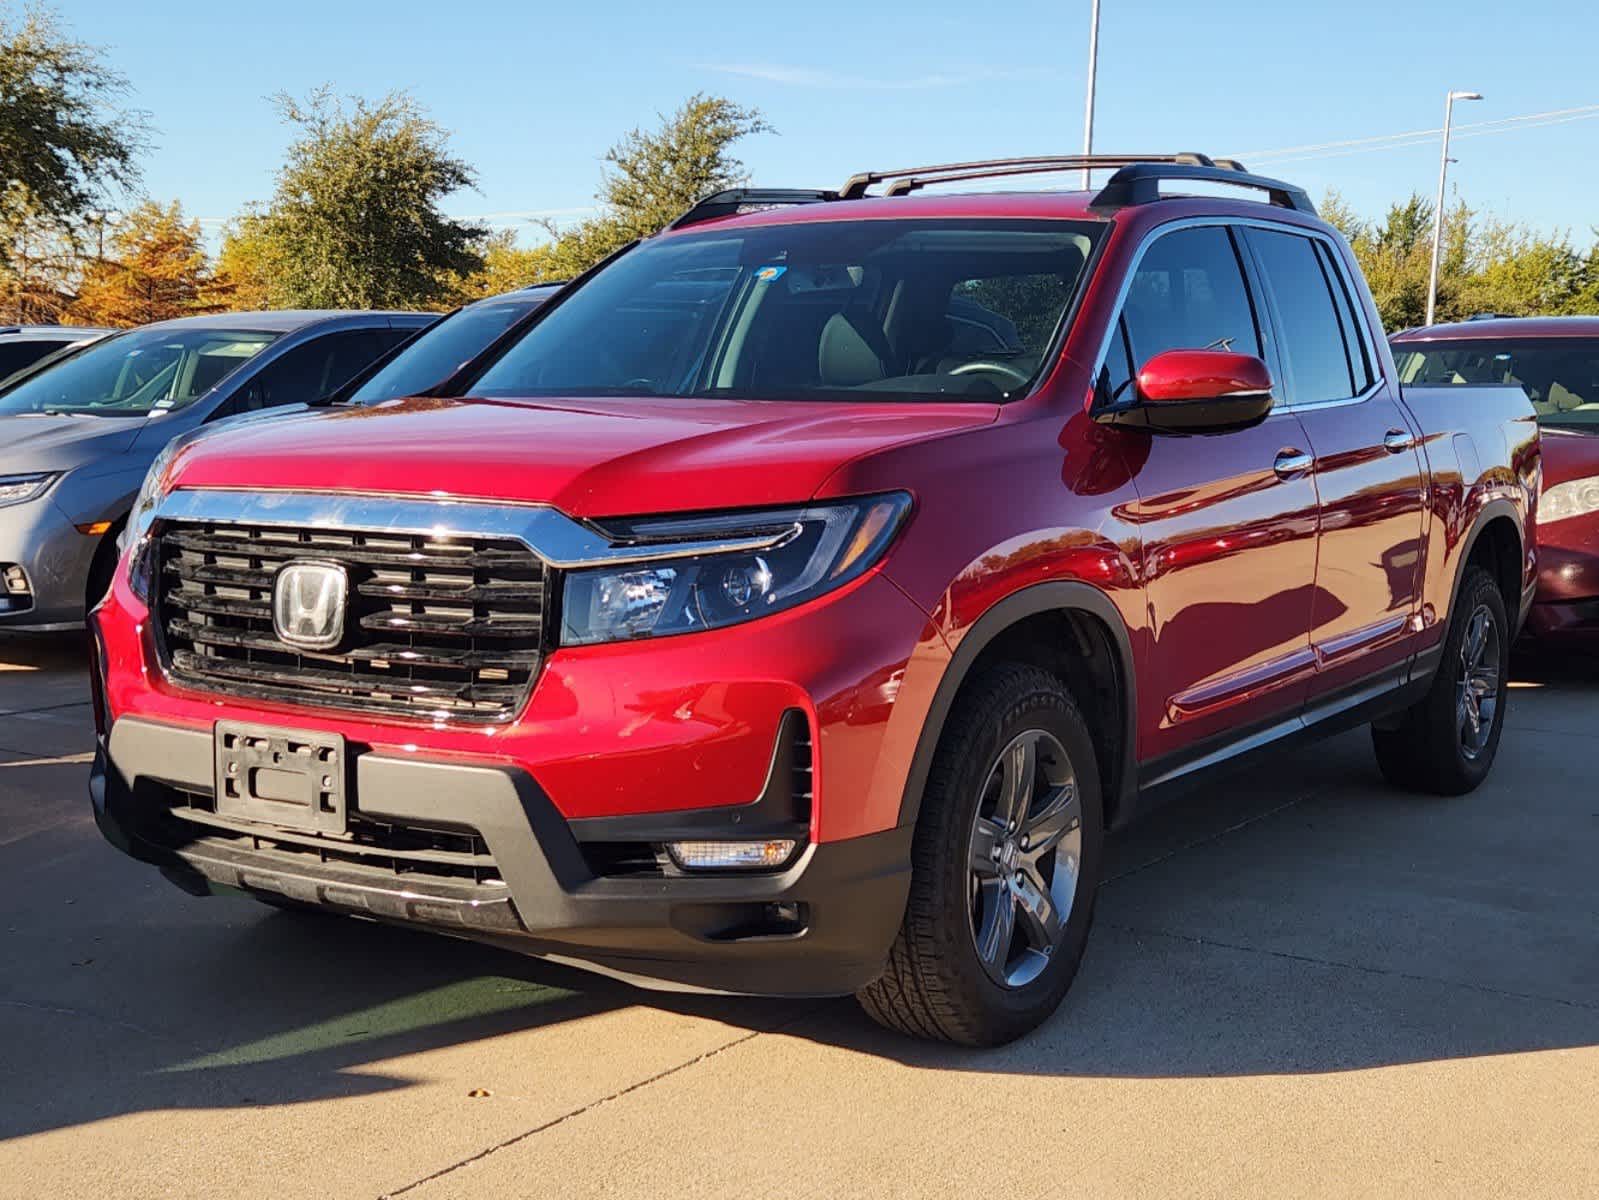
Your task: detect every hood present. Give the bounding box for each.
[1540,426,1599,488]
[0,413,144,473]
[169,395,1000,516]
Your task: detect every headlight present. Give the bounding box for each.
[560,492,911,646]
[1538,477,1599,525]
[0,472,58,508]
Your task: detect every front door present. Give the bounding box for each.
[1242,227,1426,702]
[1106,223,1321,771]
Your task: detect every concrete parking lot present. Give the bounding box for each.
[0,634,1595,1199]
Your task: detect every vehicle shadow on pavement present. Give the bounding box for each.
[2,644,1596,1144]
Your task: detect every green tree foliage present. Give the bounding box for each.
[446,229,563,303]
[538,94,771,277]
[0,4,146,317]
[0,193,77,321]
[0,5,144,245]
[227,88,486,310]
[1324,188,1599,330]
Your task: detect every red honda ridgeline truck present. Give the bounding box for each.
[90,156,1539,1045]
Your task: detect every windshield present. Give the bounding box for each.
[0,327,279,417]
[347,298,540,405]
[1395,338,1599,432]
[467,219,1101,404]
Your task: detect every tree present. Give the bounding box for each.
[446,228,563,303]
[0,5,145,272]
[0,192,78,321]
[540,94,771,277]
[1324,188,1599,330]
[209,215,280,312]
[237,87,486,309]
[69,200,214,326]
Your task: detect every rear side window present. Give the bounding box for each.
[238,330,386,412]
[1247,229,1356,405]
[1121,226,1261,367]
[1316,242,1374,393]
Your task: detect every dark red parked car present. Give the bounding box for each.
[1393,317,1599,644]
[91,155,1538,1044]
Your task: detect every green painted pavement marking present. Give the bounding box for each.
[167,977,575,1072]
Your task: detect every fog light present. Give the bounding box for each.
[666,839,798,872]
[2,565,29,596]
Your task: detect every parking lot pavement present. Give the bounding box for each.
[1,634,1595,1199]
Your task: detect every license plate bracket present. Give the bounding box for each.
[215,721,347,835]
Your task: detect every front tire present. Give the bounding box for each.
[858,664,1103,1046]
[1372,564,1509,795]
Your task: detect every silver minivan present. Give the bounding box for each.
[0,310,432,630]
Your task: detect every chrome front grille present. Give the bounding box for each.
[155,520,547,723]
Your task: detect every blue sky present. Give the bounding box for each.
[66,0,1599,244]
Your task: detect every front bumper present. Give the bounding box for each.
[92,714,913,996]
[1524,542,1599,643]
[0,494,98,630]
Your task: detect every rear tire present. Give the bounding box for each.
[1372,564,1509,795]
[858,664,1103,1046]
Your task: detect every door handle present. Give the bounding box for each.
[1273,449,1313,479]
[1383,428,1415,453]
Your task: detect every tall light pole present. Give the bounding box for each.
[1426,89,1482,326]
[1081,0,1101,188]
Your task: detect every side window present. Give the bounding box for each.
[239,331,383,412]
[1315,242,1374,393]
[375,326,421,353]
[0,340,64,380]
[1121,225,1261,368]
[1247,229,1356,404]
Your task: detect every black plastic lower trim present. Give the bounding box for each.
[92,716,910,997]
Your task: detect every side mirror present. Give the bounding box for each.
[1104,349,1275,434]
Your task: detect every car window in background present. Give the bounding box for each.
[1247,228,1358,404]
[231,330,388,414]
[0,339,71,383]
[0,328,278,416]
[348,302,531,404]
[1121,225,1261,366]
[466,219,1100,403]
[1394,339,1599,431]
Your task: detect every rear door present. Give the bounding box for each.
[1106,222,1321,770]
[1241,226,1425,704]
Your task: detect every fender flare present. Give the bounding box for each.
[1447,496,1525,623]
[894,581,1139,829]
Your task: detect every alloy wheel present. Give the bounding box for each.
[967,729,1082,989]
[1457,602,1502,760]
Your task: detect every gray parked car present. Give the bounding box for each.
[0,309,433,631]
[0,325,113,385]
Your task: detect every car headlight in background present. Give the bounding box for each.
[1538,476,1599,525]
[560,492,912,646]
[0,473,58,508]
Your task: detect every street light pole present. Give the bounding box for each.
[1081,0,1101,189]
[1426,89,1482,326]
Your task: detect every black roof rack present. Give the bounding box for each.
[665,188,839,231]
[1090,162,1314,214]
[663,154,1315,232]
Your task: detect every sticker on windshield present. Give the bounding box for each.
[754,265,787,283]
